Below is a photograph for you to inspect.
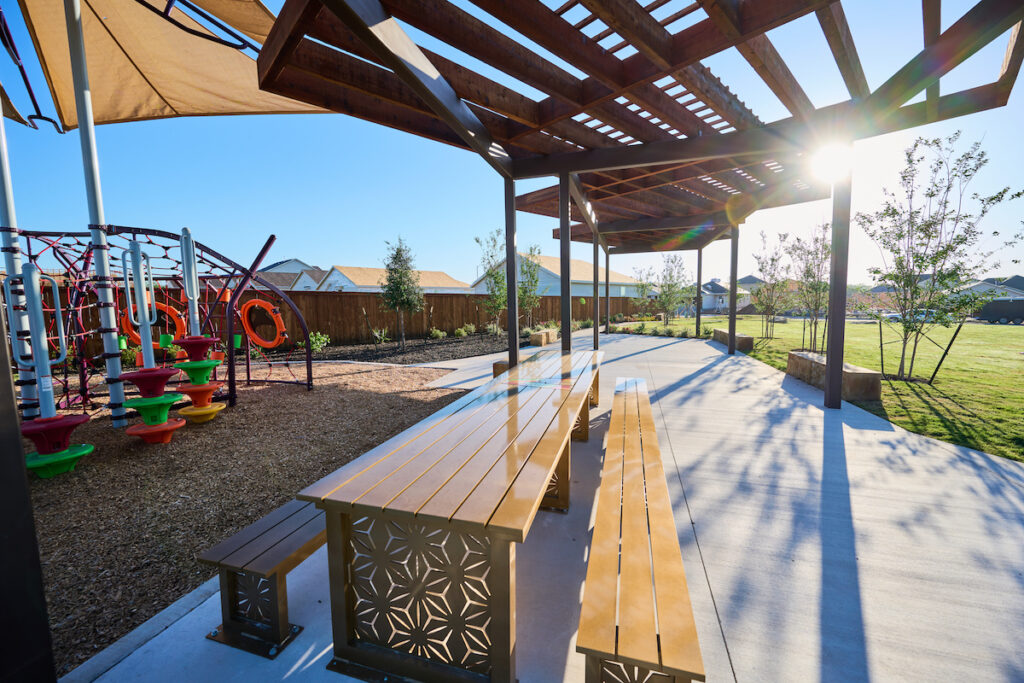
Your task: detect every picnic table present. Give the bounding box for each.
[298,349,602,682]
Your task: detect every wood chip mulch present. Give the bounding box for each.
[24,363,463,676]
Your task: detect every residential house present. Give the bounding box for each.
[259,258,316,274]
[700,279,751,312]
[317,266,470,293]
[737,274,765,294]
[470,253,642,298]
[290,269,328,291]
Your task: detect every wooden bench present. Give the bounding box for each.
[578,378,704,683]
[298,349,601,682]
[197,499,326,658]
[712,327,753,351]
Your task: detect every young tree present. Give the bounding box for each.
[856,132,1023,380]
[653,254,689,323]
[475,229,506,330]
[791,223,831,352]
[631,266,656,318]
[379,237,424,349]
[517,245,544,328]
[751,231,791,339]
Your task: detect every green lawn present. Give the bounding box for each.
[640,315,1024,461]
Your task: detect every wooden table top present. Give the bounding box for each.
[298,350,601,542]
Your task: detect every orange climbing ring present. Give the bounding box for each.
[240,299,288,349]
[120,302,187,349]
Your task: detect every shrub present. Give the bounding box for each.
[571,319,582,332]
[581,318,593,329]
[677,328,689,338]
[637,322,647,333]
[121,345,139,368]
[701,325,712,338]
[543,320,558,329]
[309,331,330,354]
[486,322,501,335]
[429,327,447,339]
[372,327,390,344]
[454,327,468,338]
[612,312,625,323]
[462,323,476,335]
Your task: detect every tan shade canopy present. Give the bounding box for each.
[1,82,28,126]
[17,0,324,130]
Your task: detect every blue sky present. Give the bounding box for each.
[0,0,1021,287]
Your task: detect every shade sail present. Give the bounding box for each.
[17,0,324,130]
[1,82,29,125]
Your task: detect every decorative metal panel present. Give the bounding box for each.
[232,572,274,626]
[349,515,493,674]
[601,660,675,683]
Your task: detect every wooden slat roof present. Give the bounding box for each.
[257,0,1024,254]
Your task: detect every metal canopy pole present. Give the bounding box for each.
[728,227,738,355]
[559,173,571,353]
[0,110,38,418]
[592,238,599,350]
[504,177,519,368]
[604,248,610,333]
[0,303,56,681]
[825,175,853,409]
[63,0,126,426]
[696,247,703,337]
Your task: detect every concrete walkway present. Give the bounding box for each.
[68,333,1024,682]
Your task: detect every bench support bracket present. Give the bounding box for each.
[207,569,302,659]
[586,655,683,683]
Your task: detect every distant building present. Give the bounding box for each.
[317,266,470,293]
[700,279,750,312]
[737,274,765,294]
[259,258,315,274]
[469,253,642,298]
[290,269,328,291]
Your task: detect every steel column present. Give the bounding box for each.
[592,239,599,350]
[559,173,571,352]
[0,110,37,417]
[695,247,703,337]
[604,248,610,333]
[728,227,738,355]
[825,175,853,409]
[0,303,56,681]
[504,177,519,368]
[63,0,126,425]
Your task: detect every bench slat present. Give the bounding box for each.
[418,353,594,531]
[637,384,704,679]
[617,379,660,667]
[197,499,310,566]
[218,503,323,574]
[480,358,598,540]
[576,377,628,660]
[244,510,327,578]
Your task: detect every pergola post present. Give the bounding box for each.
[592,239,599,349]
[604,248,610,333]
[728,226,739,354]
[504,177,519,368]
[695,247,703,337]
[825,174,853,409]
[0,304,56,681]
[559,173,571,352]
[64,0,127,426]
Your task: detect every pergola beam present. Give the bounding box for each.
[997,21,1024,95]
[816,3,870,100]
[598,212,730,235]
[923,0,942,120]
[317,0,513,177]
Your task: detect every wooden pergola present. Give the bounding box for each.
[258,0,1024,408]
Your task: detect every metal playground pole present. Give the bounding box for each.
[62,0,126,425]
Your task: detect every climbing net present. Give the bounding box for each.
[7,225,312,417]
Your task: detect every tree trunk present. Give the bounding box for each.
[398,310,405,349]
[907,331,922,379]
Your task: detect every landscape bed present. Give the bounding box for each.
[24,363,463,675]
[260,331,525,365]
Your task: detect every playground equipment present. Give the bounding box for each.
[4,264,93,477]
[7,226,313,423]
[118,239,185,444]
[174,228,225,424]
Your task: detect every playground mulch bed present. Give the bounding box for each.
[263,332,526,365]
[25,363,464,676]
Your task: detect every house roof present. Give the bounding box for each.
[530,254,638,285]
[701,281,749,296]
[254,271,299,289]
[327,266,469,289]
[296,268,329,285]
[259,258,312,272]
[737,275,765,285]
[1002,275,1024,292]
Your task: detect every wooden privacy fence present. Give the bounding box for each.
[245,292,641,345]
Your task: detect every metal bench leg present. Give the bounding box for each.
[587,656,681,682]
[207,568,301,659]
[572,396,590,442]
[542,439,571,511]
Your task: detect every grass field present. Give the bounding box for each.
[633,315,1024,461]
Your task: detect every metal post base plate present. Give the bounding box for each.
[327,656,422,682]
[205,622,302,659]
